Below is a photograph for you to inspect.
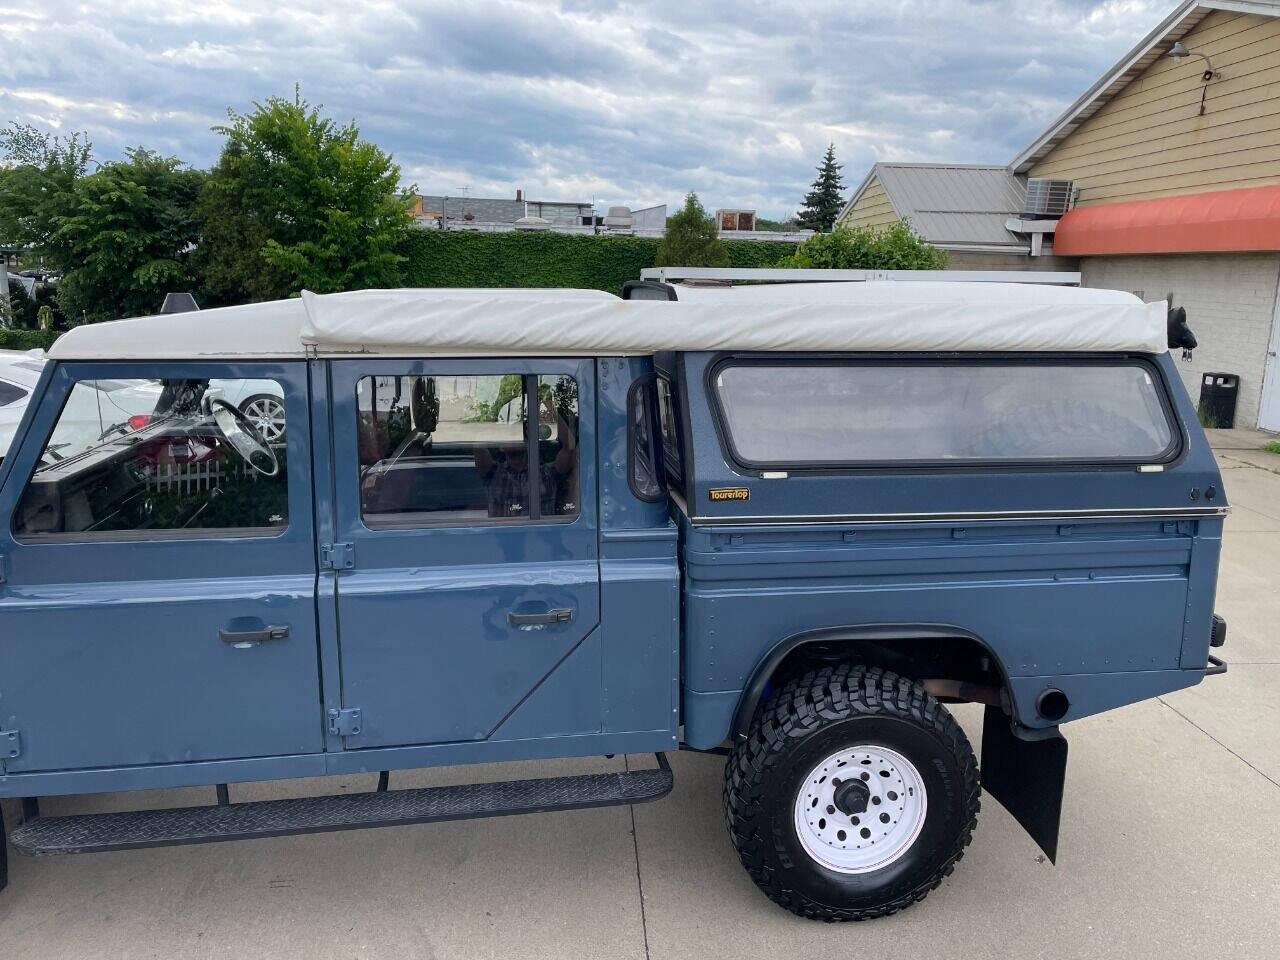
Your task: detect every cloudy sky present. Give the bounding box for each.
[2,0,1168,218]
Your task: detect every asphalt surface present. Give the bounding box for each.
[2,440,1278,959]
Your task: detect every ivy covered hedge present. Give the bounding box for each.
[0,327,59,351]
[401,230,798,295]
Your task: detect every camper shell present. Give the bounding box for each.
[0,276,1227,921]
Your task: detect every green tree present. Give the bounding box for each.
[196,93,412,305]
[49,149,206,324]
[654,192,729,268]
[0,122,91,254]
[796,144,845,232]
[776,220,948,270]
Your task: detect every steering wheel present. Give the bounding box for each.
[211,399,280,477]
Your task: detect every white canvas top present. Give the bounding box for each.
[48,282,1169,360]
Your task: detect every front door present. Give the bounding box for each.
[328,359,600,748]
[0,361,322,773]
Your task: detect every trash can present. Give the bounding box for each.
[1198,373,1239,428]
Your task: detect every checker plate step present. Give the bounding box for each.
[10,757,672,856]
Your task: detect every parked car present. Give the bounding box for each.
[0,353,161,462]
[0,352,285,459]
[0,281,1227,922]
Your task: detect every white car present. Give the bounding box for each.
[0,352,285,459]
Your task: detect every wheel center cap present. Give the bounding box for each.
[832,778,871,816]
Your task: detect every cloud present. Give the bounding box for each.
[3,0,1168,217]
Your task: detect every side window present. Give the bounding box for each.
[358,373,579,525]
[629,377,666,501]
[0,380,28,407]
[655,376,685,484]
[713,360,1178,468]
[15,377,289,538]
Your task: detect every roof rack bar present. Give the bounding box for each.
[638,267,1081,285]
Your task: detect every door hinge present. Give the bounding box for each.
[327,707,363,738]
[0,552,7,584]
[320,542,355,570]
[1,725,21,764]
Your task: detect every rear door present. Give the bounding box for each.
[0,361,322,772]
[328,358,600,748]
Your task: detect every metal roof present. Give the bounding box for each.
[1009,0,1280,173]
[838,163,1029,251]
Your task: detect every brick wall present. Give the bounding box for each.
[1081,253,1280,429]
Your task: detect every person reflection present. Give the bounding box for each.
[474,395,576,518]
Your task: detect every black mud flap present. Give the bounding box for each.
[981,704,1068,863]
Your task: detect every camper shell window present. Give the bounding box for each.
[710,356,1181,471]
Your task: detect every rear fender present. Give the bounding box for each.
[730,623,1008,741]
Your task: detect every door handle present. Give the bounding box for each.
[507,608,574,626]
[220,625,290,645]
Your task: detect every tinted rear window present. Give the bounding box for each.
[713,360,1177,467]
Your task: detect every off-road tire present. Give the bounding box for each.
[723,664,980,921]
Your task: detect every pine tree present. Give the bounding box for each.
[796,144,845,232]
[654,192,730,267]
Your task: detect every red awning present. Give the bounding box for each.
[1053,184,1280,256]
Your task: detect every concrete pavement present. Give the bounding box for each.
[2,443,1278,959]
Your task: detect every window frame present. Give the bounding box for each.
[356,370,583,530]
[11,363,298,544]
[705,352,1185,475]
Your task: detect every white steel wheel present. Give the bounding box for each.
[241,395,287,443]
[793,744,928,874]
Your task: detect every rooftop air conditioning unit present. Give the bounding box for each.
[603,206,634,232]
[1021,178,1074,219]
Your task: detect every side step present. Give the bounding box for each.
[10,755,672,857]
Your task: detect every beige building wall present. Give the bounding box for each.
[1030,10,1280,206]
[838,176,898,229]
[1082,252,1280,427]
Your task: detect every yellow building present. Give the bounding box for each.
[841,0,1280,429]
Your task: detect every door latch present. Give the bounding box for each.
[327,708,363,738]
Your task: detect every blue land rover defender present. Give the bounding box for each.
[0,276,1225,921]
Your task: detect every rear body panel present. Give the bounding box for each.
[671,350,1224,749]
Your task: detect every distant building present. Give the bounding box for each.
[716,209,756,231]
[631,205,667,232]
[839,0,1280,431]
[837,162,1077,271]
[412,191,592,229]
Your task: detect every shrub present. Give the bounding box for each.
[0,327,59,351]
[777,220,947,270]
[655,193,729,268]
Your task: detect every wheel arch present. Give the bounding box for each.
[729,623,1012,742]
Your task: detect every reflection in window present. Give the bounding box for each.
[655,376,684,483]
[715,362,1176,466]
[630,378,666,501]
[16,377,289,538]
[357,374,579,525]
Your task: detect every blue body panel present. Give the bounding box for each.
[673,350,1223,748]
[0,357,679,797]
[0,362,323,773]
[0,349,1221,796]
